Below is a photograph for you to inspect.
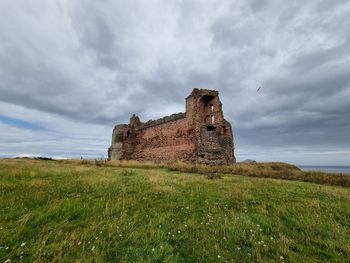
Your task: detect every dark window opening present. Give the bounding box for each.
[126,130,131,137]
[201,95,214,104]
[206,125,216,131]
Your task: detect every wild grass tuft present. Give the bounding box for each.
[121,169,136,176]
[206,172,223,180]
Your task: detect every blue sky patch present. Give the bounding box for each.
[0,115,46,131]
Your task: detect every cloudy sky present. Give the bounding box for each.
[1,0,350,165]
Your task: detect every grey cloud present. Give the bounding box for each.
[0,0,350,164]
[249,0,269,12]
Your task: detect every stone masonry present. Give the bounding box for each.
[108,88,236,165]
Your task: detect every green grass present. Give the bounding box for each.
[1,159,349,262]
[167,162,350,187]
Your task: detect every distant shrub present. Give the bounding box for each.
[34,157,54,161]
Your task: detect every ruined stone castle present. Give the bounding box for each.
[108,88,235,165]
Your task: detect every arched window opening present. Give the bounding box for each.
[211,115,215,124]
[126,130,131,137]
[210,104,214,112]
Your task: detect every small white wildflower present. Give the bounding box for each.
[20,242,26,247]
[78,242,82,246]
[20,256,23,259]
[99,231,102,234]
[20,252,23,255]
[91,246,95,251]
[5,247,9,250]
[152,248,155,252]
[270,237,274,240]
[223,236,226,240]
[258,241,261,245]
[4,259,11,263]
[95,237,98,240]
[184,224,187,227]
[88,241,91,244]
[280,256,284,260]
[237,247,241,250]
[217,255,221,258]
[178,231,181,234]
[263,244,267,247]
[160,245,163,249]
[119,234,122,237]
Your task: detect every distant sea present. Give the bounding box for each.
[298,165,350,175]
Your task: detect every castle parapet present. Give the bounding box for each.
[136,112,186,130]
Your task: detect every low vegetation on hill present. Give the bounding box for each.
[167,162,350,187]
[102,160,350,187]
[0,159,349,262]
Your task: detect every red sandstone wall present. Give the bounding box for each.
[122,117,196,163]
[109,89,236,165]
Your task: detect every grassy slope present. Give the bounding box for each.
[0,159,349,262]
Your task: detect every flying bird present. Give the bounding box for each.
[257,87,261,92]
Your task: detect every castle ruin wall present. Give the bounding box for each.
[108,88,236,165]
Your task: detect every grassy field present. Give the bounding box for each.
[0,159,349,262]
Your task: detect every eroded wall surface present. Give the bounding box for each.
[108,89,235,165]
[124,117,196,163]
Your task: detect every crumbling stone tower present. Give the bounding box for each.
[108,88,235,165]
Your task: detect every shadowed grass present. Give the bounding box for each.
[0,159,349,262]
